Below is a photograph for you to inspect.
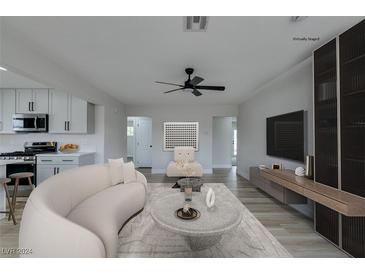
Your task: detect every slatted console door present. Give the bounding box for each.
[260,168,365,217]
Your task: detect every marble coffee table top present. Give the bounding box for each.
[151,185,243,237]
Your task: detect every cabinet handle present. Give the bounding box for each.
[32,102,35,111]
[65,121,67,131]
[53,167,56,175]
[29,102,31,112]
[67,121,70,131]
[62,159,74,162]
[57,167,60,174]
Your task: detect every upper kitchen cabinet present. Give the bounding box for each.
[0,89,16,134]
[49,90,94,134]
[16,89,49,114]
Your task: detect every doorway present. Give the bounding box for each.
[127,117,152,167]
[212,116,237,168]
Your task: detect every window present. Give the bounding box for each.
[127,126,134,136]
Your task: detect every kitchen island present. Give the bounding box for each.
[0,160,23,219]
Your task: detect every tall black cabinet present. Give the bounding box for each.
[339,20,365,258]
[314,38,339,245]
[314,19,365,257]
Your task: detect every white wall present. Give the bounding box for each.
[237,57,313,218]
[126,104,238,173]
[237,57,313,179]
[212,117,233,168]
[0,22,127,162]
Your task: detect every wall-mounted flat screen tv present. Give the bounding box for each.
[266,110,305,162]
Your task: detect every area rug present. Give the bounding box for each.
[118,183,291,257]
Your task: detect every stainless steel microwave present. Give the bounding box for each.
[12,114,48,132]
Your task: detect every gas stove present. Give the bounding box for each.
[0,142,57,162]
[0,152,36,161]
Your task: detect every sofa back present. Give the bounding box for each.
[31,164,112,217]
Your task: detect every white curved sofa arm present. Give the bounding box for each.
[19,198,106,258]
[136,170,147,188]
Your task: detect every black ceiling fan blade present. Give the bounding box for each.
[155,81,184,87]
[195,85,225,91]
[192,89,202,97]
[189,76,204,86]
[164,87,185,94]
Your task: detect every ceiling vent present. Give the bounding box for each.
[291,16,308,22]
[184,16,208,32]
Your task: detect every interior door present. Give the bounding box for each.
[32,89,49,114]
[135,117,152,167]
[48,90,69,133]
[16,89,33,113]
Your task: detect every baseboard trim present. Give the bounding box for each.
[236,170,249,181]
[204,169,213,174]
[213,164,232,168]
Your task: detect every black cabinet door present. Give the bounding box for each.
[314,38,339,245]
[315,204,339,245]
[342,216,365,257]
[340,19,365,198]
[314,39,338,188]
[340,19,365,258]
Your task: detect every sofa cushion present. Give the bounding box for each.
[67,182,145,257]
[108,158,124,185]
[123,161,137,183]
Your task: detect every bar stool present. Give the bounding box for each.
[8,172,34,221]
[0,178,17,225]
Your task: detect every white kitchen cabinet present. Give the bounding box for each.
[0,89,16,134]
[49,90,94,134]
[36,165,59,185]
[16,88,49,114]
[36,153,95,185]
[32,89,49,113]
[48,91,69,133]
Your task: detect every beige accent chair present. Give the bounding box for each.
[166,146,203,177]
[19,164,147,258]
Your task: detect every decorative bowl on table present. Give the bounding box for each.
[59,144,79,153]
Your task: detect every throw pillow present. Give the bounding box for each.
[108,157,124,185]
[123,161,137,183]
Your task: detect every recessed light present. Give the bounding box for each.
[0,66,7,71]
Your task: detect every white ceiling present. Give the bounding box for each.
[0,70,48,88]
[3,16,363,105]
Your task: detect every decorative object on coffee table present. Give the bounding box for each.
[176,207,200,220]
[205,187,215,208]
[178,177,204,192]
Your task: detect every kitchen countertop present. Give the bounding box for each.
[0,160,24,166]
[36,152,96,157]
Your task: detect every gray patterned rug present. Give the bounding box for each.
[118,183,291,257]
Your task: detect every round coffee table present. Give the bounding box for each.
[151,191,242,250]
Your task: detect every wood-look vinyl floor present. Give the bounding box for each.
[0,168,348,258]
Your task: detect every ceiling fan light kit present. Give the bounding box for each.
[155,68,225,97]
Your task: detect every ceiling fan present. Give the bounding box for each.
[155,68,225,97]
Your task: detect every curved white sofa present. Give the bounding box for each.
[19,164,147,258]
